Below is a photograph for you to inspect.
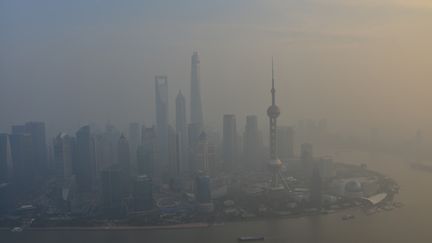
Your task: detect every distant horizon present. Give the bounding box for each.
[2,0,432,141]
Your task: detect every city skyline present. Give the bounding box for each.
[1,1,432,242]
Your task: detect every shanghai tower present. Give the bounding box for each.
[190,51,204,128]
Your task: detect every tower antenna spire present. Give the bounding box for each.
[267,57,289,190]
[271,57,276,106]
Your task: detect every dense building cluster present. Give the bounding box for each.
[0,53,385,228]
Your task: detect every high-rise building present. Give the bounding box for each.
[75,125,96,192]
[223,114,237,169]
[176,91,188,174]
[101,165,124,217]
[277,126,294,161]
[93,126,121,174]
[11,122,47,177]
[190,51,204,128]
[24,122,47,175]
[133,174,153,211]
[195,175,213,212]
[128,123,141,171]
[117,134,131,177]
[0,182,14,215]
[11,125,26,135]
[52,132,76,210]
[192,132,210,173]
[301,143,313,164]
[243,115,262,167]
[93,134,107,174]
[310,166,322,208]
[188,123,202,149]
[301,143,314,178]
[53,133,75,183]
[0,134,12,183]
[9,133,34,191]
[137,126,157,178]
[167,126,178,180]
[155,76,169,178]
[207,143,217,176]
[176,91,187,134]
[195,175,211,203]
[103,124,121,168]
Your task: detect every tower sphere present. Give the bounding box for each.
[268,158,282,168]
[267,105,280,118]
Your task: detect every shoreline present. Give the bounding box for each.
[0,206,376,232]
[0,222,211,232]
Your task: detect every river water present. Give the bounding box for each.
[3,150,432,243]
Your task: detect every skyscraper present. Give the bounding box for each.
[195,174,214,213]
[11,125,26,135]
[0,134,11,183]
[128,123,141,171]
[53,133,75,183]
[24,122,47,175]
[9,133,34,191]
[167,126,178,180]
[75,125,96,192]
[193,132,210,173]
[243,115,262,167]
[223,114,237,169]
[11,122,47,177]
[133,174,153,211]
[301,143,314,178]
[117,134,130,177]
[176,91,188,174]
[190,52,204,128]
[155,75,169,136]
[52,132,76,210]
[301,143,313,164]
[310,166,322,208]
[137,126,157,178]
[155,76,169,178]
[188,123,202,149]
[176,91,187,133]
[101,165,124,217]
[104,124,121,168]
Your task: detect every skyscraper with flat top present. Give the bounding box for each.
[128,123,140,171]
[243,115,262,167]
[75,125,96,192]
[117,134,130,177]
[53,133,74,183]
[190,52,204,129]
[155,76,169,178]
[0,134,11,183]
[223,114,237,169]
[24,122,47,175]
[176,91,188,174]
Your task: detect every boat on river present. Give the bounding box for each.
[238,236,265,241]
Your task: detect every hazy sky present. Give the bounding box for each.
[1,0,431,138]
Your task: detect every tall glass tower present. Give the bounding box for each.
[190,52,204,129]
[155,76,169,179]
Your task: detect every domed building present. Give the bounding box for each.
[344,180,363,198]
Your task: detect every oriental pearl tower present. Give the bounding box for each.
[267,59,284,189]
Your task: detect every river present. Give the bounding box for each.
[3,150,432,243]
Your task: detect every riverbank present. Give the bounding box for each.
[0,222,211,232]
